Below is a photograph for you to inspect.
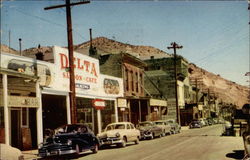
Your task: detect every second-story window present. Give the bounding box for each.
[135,72,139,93]
[131,70,134,92]
[125,69,129,91]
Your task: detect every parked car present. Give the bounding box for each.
[97,122,140,148]
[0,143,24,160]
[154,120,172,136]
[189,120,202,129]
[38,124,99,158]
[199,118,207,127]
[167,119,181,134]
[137,121,163,139]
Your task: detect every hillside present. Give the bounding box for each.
[189,63,250,109]
[74,37,169,59]
[0,44,19,55]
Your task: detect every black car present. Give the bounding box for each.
[189,120,202,129]
[38,124,99,158]
[137,121,163,139]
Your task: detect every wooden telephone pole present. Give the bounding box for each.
[44,0,90,124]
[167,42,183,125]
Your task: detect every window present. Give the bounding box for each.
[130,71,134,92]
[130,124,135,129]
[135,72,139,93]
[127,124,131,129]
[22,108,29,127]
[125,69,129,91]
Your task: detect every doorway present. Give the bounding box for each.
[11,108,22,149]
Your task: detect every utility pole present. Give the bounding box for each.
[45,0,90,124]
[19,38,22,56]
[167,42,183,125]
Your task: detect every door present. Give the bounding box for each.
[11,109,22,149]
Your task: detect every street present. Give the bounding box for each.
[32,124,244,160]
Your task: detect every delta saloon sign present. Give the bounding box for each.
[52,46,100,95]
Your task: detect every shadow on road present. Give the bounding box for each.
[226,150,244,159]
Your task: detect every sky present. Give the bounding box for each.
[1,0,249,86]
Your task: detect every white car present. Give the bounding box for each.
[154,120,172,136]
[97,122,140,147]
[0,143,24,160]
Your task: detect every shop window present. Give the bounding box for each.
[22,108,29,128]
[0,107,4,128]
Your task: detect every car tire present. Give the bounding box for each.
[134,137,139,144]
[75,144,80,155]
[119,137,127,148]
[91,144,98,154]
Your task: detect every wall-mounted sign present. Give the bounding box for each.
[92,99,105,110]
[117,98,127,108]
[52,46,100,95]
[150,99,167,107]
[104,78,120,94]
[8,96,40,108]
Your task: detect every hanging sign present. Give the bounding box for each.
[92,99,105,110]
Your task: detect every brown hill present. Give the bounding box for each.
[0,44,19,55]
[189,63,250,109]
[74,37,169,58]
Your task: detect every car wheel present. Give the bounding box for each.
[134,137,139,144]
[91,144,98,154]
[119,137,127,147]
[75,144,80,155]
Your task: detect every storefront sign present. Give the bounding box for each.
[51,46,100,95]
[0,53,53,87]
[92,99,105,110]
[149,99,167,106]
[117,98,127,108]
[77,108,91,113]
[8,96,40,108]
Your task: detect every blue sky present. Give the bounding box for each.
[1,1,249,86]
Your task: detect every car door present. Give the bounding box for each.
[126,124,132,142]
[130,124,137,141]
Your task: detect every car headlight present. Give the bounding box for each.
[67,139,72,145]
[38,143,43,149]
[115,132,120,137]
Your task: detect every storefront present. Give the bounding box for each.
[42,46,124,134]
[148,98,168,121]
[0,53,42,150]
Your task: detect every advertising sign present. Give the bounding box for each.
[52,46,100,95]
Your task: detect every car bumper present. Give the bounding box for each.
[99,137,123,145]
[140,133,153,139]
[39,149,76,157]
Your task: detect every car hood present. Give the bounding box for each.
[98,129,124,138]
[138,126,152,131]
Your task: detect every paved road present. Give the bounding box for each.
[69,124,244,160]
[24,124,244,160]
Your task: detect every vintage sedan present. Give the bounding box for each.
[38,124,99,158]
[154,120,172,136]
[97,122,140,147]
[167,119,181,134]
[137,121,163,139]
[189,120,202,129]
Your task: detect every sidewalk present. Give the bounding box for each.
[22,150,39,160]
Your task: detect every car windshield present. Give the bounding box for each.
[139,122,152,127]
[106,124,125,131]
[155,122,164,125]
[167,120,174,123]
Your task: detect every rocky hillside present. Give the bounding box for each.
[0,44,19,55]
[74,37,169,58]
[189,63,250,109]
